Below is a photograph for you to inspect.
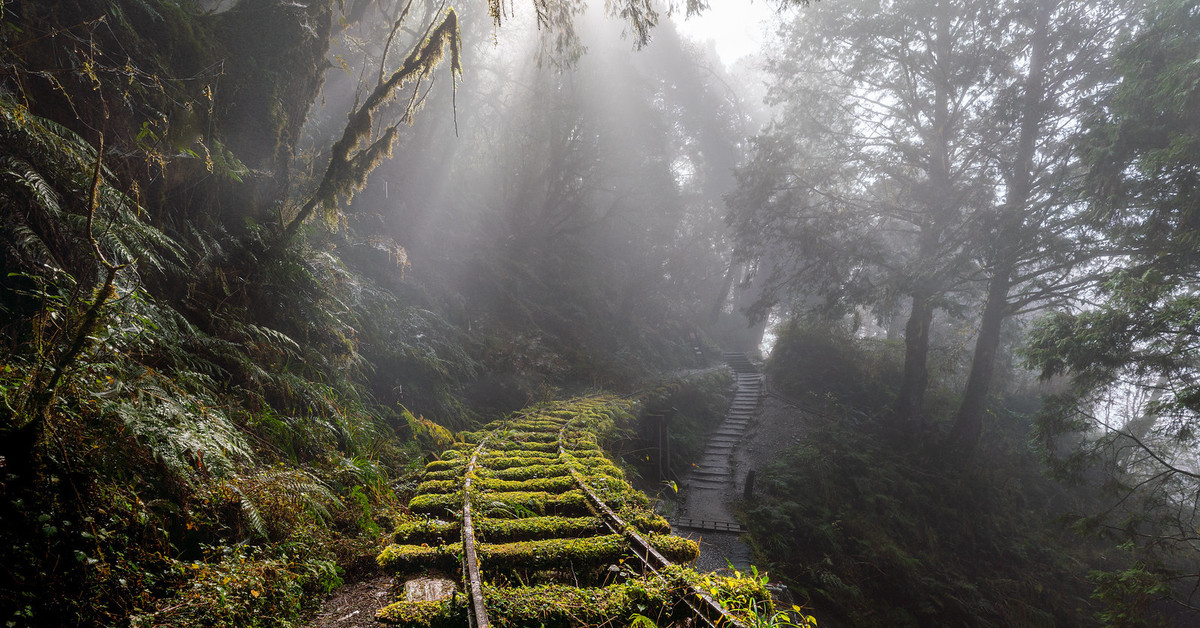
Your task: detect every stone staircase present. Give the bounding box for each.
[671,352,762,571]
[687,353,762,492]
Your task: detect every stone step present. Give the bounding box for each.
[691,469,731,480]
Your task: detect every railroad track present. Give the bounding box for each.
[374,396,767,627]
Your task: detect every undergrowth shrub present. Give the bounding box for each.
[743,396,1100,626]
[632,370,733,484]
[765,320,897,411]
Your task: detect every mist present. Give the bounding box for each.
[3,0,1200,626]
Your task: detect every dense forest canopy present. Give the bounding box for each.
[2,0,1200,626]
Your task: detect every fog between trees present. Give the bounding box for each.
[2,0,1200,625]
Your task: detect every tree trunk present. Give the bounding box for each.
[894,289,934,429]
[945,0,1053,458]
[709,260,737,325]
[946,266,1012,452]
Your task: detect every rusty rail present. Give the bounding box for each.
[557,421,748,628]
[462,437,491,628]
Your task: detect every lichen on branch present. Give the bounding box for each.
[280,9,462,243]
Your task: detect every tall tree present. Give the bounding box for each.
[944,0,1133,454]
[1025,0,1200,614]
[728,0,1003,430]
[730,0,1131,443]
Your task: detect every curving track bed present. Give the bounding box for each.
[374,396,764,627]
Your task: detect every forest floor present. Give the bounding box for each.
[301,575,395,628]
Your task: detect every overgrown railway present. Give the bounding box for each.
[373,396,773,627]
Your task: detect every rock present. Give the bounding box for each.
[404,577,458,602]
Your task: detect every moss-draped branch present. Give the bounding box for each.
[279,9,462,243]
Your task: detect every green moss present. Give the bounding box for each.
[479,533,627,572]
[477,516,607,542]
[376,543,459,574]
[477,475,576,493]
[376,599,464,626]
[422,467,464,482]
[619,508,671,535]
[415,478,460,494]
[476,489,590,518]
[504,431,561,443]
[481,581,678,628]
[424,459,464,473]
[489,439,559,453]
[484,454,561,469]
[408,492,462,516]
[393,519,459,545]
[576,473,649,509]
[483,463,572,481]
[456,430,486,444]
[647,534,700,564]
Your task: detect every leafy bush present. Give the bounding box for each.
[743,409,1098,627]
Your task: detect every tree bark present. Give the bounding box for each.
[945,0,1053,457]
[946,267,1011,450]
[894,288,934,429]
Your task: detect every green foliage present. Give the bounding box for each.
[633,371,734,479]
[130,541,343,628]
[743,407,1097,626]
[697,565,817,628]
[766,320,898,411]
[1089,565,1173,628]
[0,82,415,628]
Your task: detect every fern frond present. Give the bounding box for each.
[2,157,63,218]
